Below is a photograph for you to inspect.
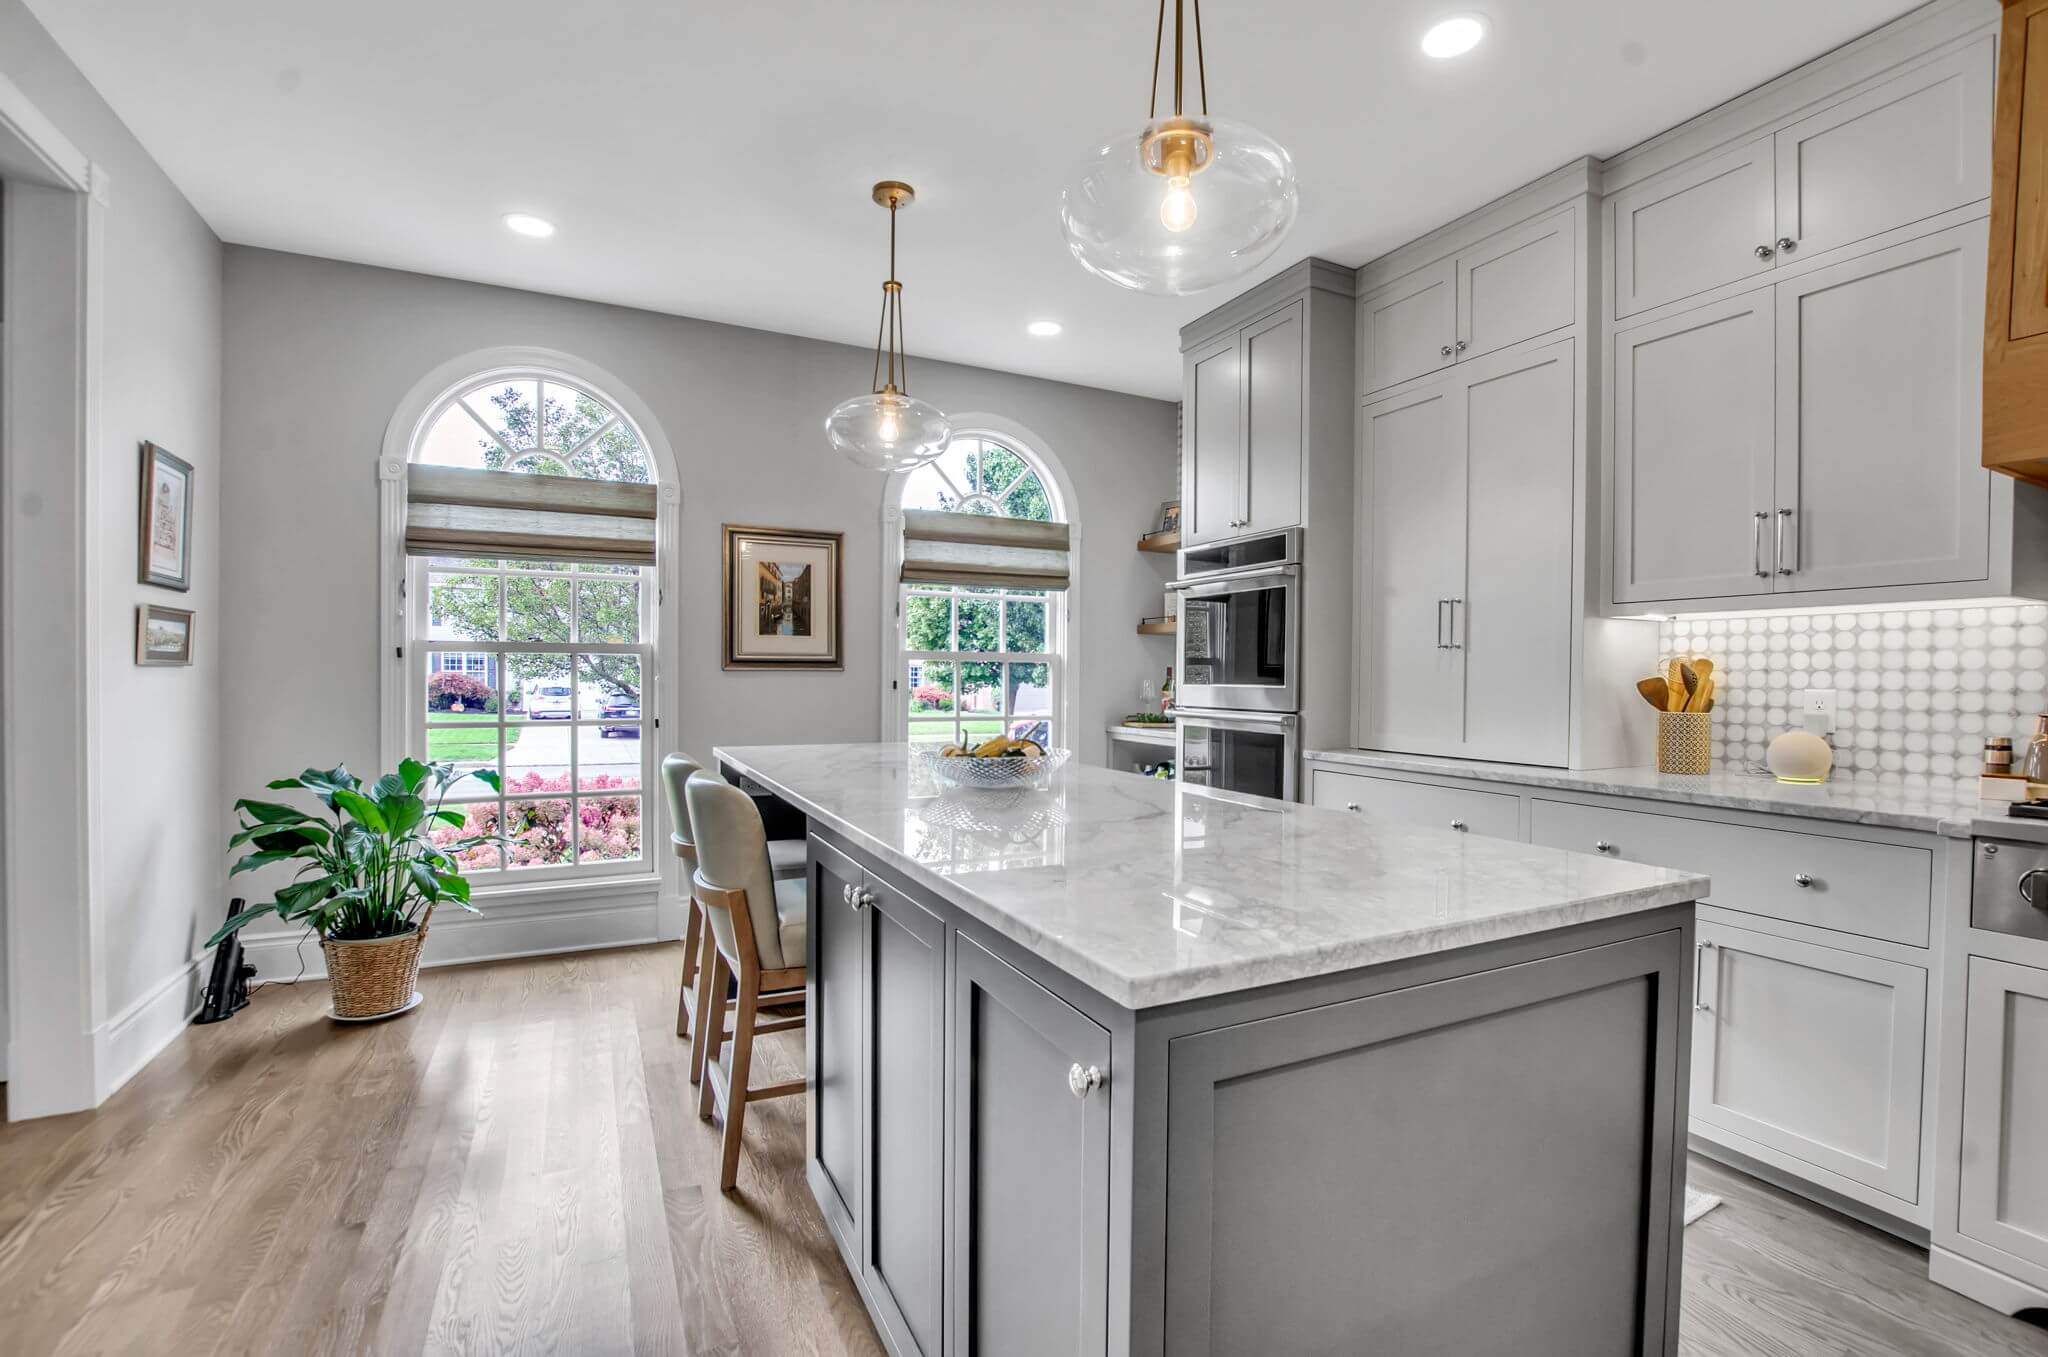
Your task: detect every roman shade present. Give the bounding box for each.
[404,464,658,566]
[899,508,1070,591]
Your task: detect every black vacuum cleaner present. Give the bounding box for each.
[194,897,257,1024]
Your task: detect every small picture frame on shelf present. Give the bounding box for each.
[1155,500,1181,535]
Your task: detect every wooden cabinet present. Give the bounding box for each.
[1180,300,1302,544]
[1360,209,1575,396]
[1988,0,2048,485]
[1358,339,1576,765]
[1956,956,2048,1275]
[948,935,1110,1357]
[1612,222,2002,608]
[1692,918,1927,1207]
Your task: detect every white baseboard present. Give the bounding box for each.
[91,958,203,1103]
[1930,1246,2048,1316]
[238,897,663,982]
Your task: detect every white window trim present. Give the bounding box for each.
[878,414,1081,747]
[377,347,684,932]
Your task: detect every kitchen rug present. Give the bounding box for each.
[1684,1187,1723,1225]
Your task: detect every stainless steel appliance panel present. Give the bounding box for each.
[1176,709,1298,802]
[1973,838,2048,943]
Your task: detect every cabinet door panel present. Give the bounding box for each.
[949,936,1110,1357]
[863,877,947,1357]
[2012,10,2048,341]
[1692,920,1925,1203]
[1310,768,1521,841]
[807,835,865,1254]
[1774,225,1990,593]
[1459,342,1574,765]
[1242,300,1305,534]
[1958,957,2048,1270]
[1610,136,1777,317]
[1457,211,1576,362]
[1358,386,1465,755]
[1183,334,1241,545]
[1359,258,1456,394]
[1611,293,1776,603]
[1775,41,1991,262]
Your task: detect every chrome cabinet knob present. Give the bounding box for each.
[859,888,875,908]
[1595,840,1615,854]
[841,882,853,905]
[1793,873,1814,888]
[1067,1062,1104,1098]
[1776,237,1797,254]
[1454,339,1468,352]
[1440,344,1454,357]
[1450,819,1468,831]
[1755,243,1775,260]
[1345,801,1361,812]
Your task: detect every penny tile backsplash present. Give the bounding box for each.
[1659,603,2048,781]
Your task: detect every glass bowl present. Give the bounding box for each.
[917,746,1072,791]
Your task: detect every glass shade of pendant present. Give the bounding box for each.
[1060,115,1298,296]
[824,390,951,473]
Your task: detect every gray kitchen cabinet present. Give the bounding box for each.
[948,934,1110,1357]
[1692,918,1927,1207]
[1956,955,2048,1275]
[808,835,865,1259]
[1358,258,1454,394]
[1241,301,1305,536]
[863,874,948,1357]
[1357,339,1575,765]
[1310,766,1521,841]
[1181,332,1241,546]
[1609,136,1777,319]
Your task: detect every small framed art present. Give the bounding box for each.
[139,442,194,590]
[722,524,844,670]
[136,604,194,666]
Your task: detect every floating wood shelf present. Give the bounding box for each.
[1136,617,1178,636]
[1136,529,1182,555]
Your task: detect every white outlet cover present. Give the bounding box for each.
[1800,688,1838,734]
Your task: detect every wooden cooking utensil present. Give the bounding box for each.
[1690,676,1716,714]
[1680,662,1699,707]
[1688,658,1716,710]
[1637,676,1669,710]
[1665,658,1686,712]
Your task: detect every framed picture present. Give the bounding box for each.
[1156,500,1181,535]
[136,604,194,666]
[138,442,194,590]
[722,524,844,670]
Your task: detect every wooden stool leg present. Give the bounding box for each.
[697,951,729,1122]
[718,963,763,1193]
[676,897,702,1038]
[689,934,721,1088]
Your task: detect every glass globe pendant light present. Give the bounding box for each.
[1060,0,1298,296]
[825,181,952,472]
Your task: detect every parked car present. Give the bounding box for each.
[600,699,640,737]
[524,683,576,719]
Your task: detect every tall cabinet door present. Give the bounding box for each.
[1457,341,1575,766]
[1610,292,1776,603]
[1240,300,1305,535]
[1358,384,1466,756]
[1772,225,1990,593]
[1957,956,2048,1274]
[861,875,948,1357]
[948,936,1111,1357]
[1183,333,1242,545]
[807,835,866,1258]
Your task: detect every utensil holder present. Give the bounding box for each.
[1657,711,1712,775]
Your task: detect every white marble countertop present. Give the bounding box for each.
[717,743,1707,1010]
[1303,748,2002,838]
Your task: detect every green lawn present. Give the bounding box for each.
[426,713,500,762]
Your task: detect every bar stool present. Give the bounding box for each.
[662,753,803,1079]
[684,771,808,1192]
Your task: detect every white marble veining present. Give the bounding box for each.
[716,743,1707,1010]
[1304,748,2000,838]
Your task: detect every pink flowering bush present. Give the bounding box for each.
[910,683,953,712]
[428,770,641,869]
[427,671,495,712]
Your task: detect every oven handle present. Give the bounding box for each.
[1167,563,1301,596]
[1172,707,1298,732]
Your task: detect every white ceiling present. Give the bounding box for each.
[29,0,1927,400]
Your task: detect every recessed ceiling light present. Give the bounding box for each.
[503,212,555,238]
[1027,320,1064,337]
[1421,14,1489,59]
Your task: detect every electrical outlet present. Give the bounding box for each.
[1801,688,1837,735]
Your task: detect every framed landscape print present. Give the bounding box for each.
[722,524,843,670]
[136,604,194,666]
[138,442,194,590]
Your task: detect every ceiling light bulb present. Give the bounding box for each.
[1027,320,1064,337]
[877,399,903,444]
[1159,176,1198,233]
[1421,14,1488,59]
[503,212,555,238]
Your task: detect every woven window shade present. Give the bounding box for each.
[900,508,1070,591]
[404,464,658,566]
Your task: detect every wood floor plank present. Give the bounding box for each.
[1,942,2041,1356]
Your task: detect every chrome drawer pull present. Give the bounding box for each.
[1752,511,1769,578]
[1067,1063,1104,1099]
[1793,873,1813,888]
[1694,939,1715,1014]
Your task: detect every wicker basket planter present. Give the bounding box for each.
[322,918,429,1020]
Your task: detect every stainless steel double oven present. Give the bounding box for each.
[1170,529,1302,801]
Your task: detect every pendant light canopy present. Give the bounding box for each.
[1060,0,1298,296]
[826,181,952,473]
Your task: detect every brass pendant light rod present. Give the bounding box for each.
[866,180,916,397]
[1147,0,1209,119]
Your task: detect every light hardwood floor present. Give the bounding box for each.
[0,944,2041,1356]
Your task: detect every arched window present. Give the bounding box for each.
[895,434,1067,750]
[408,373,658,880]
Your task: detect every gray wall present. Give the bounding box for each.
[219,247,1175,819]
[0,0,224,1035]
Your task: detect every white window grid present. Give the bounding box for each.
[902,582,1061,750]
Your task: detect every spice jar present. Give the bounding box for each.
[1987,736,2015,776]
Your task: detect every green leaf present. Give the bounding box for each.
[433,809,467,827]
[206,900,284,946]
[331,789,387,832]
[399,757,430,793]
[233,824,329,853]
[380,794,426,838]
[229,849,300,876]
[234,798,313,825]
[371,772,410,802]
[265,777,306,790]
[434,872,472,903]
[408,861,442,899]
[469,769,502,793]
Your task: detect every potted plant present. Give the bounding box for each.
[210,759,501,1020]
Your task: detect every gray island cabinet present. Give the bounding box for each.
[716,744,1709,1357]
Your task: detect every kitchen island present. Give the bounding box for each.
[716,743,1710,1357]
